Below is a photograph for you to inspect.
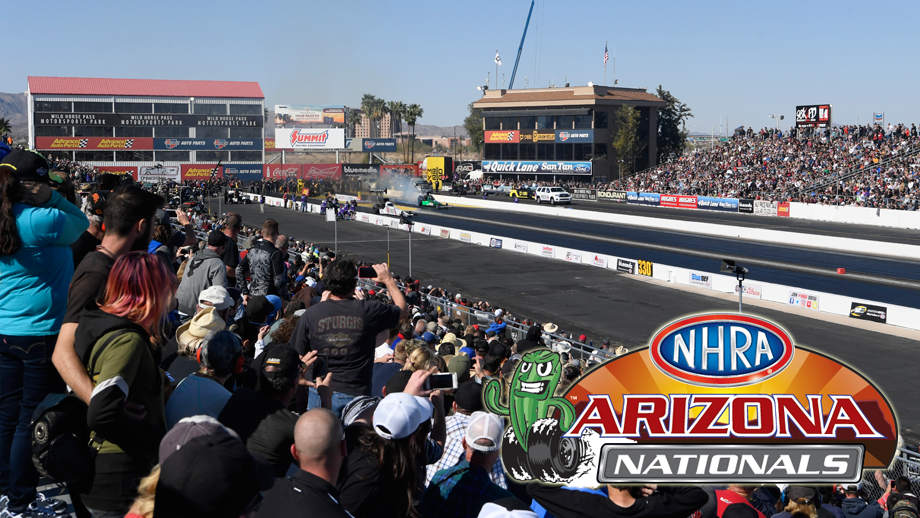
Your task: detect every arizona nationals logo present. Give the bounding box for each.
[491,313,898,486]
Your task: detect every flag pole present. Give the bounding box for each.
[604,40,607,86]
[495,49,498,89]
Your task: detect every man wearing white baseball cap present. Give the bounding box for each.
[420,411,512,518]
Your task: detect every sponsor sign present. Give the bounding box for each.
[302,164,343,180]
[518,130,556,143]
[616,259,635,274]
[263,164,301,179]
[489,313,897,486]
[739,198,755,214]
[265,138,276,150]
[424,157,449,182]
[361,214,370,223]
[754,200,778,216]
[36,137,154,150]
[626,192,660,206]
[485,130,520,143]
[513,242,528,253]
[342,164,380,176]
[455,161,481,174]
[362,139,396,152]
[735,283,763,299]
[417,225,432,236]
[541,245,555,258]
[34,113,262,127]
[489,238,503,249]
[555,130,593,143]
[572,188,597,202]
[182,164,222,180]
[598,190,627,202]
[795,104,832,128]
[873,112,884,126]
[223,164,263,181]
[661,194,698,209]
[138,165,179,182]
[380,164,418,177]
[689,271,712,289]
[777,202,791,217]
[789,290,820,310]
[95,166,137,179]
[155,138,261,150]
[849,302,888,324]
[564,251,582,263]
[459,232,472,243]
[697,197,739,212]
[274,104,345,126]
[482,161,592,175]
[274,128,345,150]
[439,229,450,239]
[591,255,608,268]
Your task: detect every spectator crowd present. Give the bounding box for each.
[1,143,918,518]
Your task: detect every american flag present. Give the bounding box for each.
[604,43,609,65]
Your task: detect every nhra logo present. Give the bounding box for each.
[165,139,180,149]
[213,139,229,149]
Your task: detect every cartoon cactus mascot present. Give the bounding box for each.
[483,349,576,452]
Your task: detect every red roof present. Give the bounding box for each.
[27,76,264,99]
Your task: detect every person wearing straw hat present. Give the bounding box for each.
[166,307,227,386]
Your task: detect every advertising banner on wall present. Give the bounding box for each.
[274,105,345,126]
[626,192,660,206]
[738,198,755,214]
[34,113,262,127]
[301,164,343,181]
[223,164,263,181]
[265,138,276,151]
[777,202,791,217]
[555,130,594,143]
[598,190,627,202]
[482,161,592,175]
[789,290,820,310]
[263,164,301,179]
[138,165,179,183]
[484,130,520,143]
[362,139,396,152]
[342,164,380,176]
[518,130,556,143]
[696,197,739,212]
[380,165,418,178]
[849,302,887,323]
[455,161,481,174]
[754,200,778,216]
[572,188,597,201]
[660,194,697,209]
[182,164,222,180]
[688,271,712,289]
[154,138,262,151]
[36,137,154,150]
[274,129,345,150]
[795,104,832,128]
[96,166,138,179]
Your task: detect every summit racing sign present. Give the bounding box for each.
[274,128,345,150]
[482,161,592,175]
[488,313,897,486]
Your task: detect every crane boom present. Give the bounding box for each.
[508,0,535,90]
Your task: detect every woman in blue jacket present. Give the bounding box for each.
[0,150,88,517]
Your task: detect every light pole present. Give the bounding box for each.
[400,212,415,277]
[722,260,749,313]
[769,114,784,131]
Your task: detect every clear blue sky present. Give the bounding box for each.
[4,0,917,132]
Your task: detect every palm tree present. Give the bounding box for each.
[387,101,406,161]
[360,94,377,138]
[404,104,424,163]
[0,118,11,136]
[371,98,387,139]
[346,108,362,138]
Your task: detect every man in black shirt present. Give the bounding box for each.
[237,219,288,300]
[288,261,407,416]
[254,408,351,518]
[221,212,242,288]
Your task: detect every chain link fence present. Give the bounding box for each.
[860,447,920,503]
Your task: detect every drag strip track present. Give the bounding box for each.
[408,207,920,308]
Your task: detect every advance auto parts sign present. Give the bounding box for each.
[487,313,897,486]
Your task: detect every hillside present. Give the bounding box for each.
[0,92,28,137]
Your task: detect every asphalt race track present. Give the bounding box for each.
[227,201,920,443]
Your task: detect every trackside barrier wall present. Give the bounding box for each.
[244,193,920,332]
[789,202,920,230]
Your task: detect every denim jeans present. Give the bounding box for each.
[0,334,65,511]
[307,387,356,418]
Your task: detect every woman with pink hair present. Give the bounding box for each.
[73,251,177,517]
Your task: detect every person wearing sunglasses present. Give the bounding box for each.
[0,150,89,518]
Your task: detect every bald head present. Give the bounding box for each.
[294,408,343,466]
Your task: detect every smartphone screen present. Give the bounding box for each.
[165,209,178,219]
[313,354,329,379]
[425,372,458,391]
[357,266,377,278]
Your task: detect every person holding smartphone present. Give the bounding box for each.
[287,260,408,417]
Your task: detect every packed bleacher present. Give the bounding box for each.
[3,144,920,518]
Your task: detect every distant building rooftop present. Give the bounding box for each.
[473,85,663,108]
[27,76,264,99]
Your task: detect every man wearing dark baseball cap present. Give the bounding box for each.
[154,434,274,518]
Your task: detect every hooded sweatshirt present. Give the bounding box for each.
[841,498,886,518]
[529,484,708,518]
[175,248,227,315]
[515,325,546,353]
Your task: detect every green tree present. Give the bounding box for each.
[387,101,406,161]
[655,85,693,164]
[346,108,362,138]
[404,104,424,163]
[0,118,11,135]
[360,94,377,138]
[463,103,484,154]
[611,105,642,176]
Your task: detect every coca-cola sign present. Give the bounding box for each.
[263,164,301,179]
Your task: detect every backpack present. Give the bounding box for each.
[891,498,920,518]
[31,329,134,491]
